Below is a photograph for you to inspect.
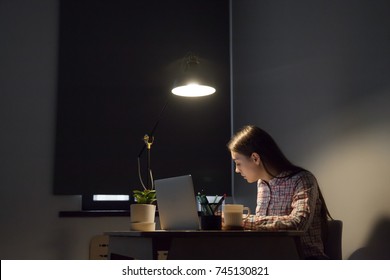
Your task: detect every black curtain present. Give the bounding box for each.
[54,0,231,196]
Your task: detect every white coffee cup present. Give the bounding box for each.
[222,204,251,227]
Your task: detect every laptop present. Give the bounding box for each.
[154,174,200,230]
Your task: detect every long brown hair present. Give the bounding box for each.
[228,125,333,221]
[228,125,300,177]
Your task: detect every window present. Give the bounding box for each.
[54,0,231,206]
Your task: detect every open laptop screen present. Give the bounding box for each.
[154,175,200,230]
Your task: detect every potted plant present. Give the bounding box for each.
[130,188,157,230]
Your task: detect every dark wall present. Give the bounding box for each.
[231,0,390,208]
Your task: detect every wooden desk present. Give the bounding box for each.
[106,230,303,260]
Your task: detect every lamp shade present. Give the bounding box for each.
[171,53,216,97]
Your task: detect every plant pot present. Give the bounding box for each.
[130,222,156,231]
[130,204,156,223]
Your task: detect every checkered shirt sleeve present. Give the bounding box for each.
[244,171,319,231]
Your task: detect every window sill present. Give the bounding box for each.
[59,210,130,217]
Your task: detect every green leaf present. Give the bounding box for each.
[133,189,157,204]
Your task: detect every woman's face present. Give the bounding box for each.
[231,151,264,183]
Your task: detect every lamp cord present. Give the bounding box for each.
[137,99,169,158]
[136,98,170,190]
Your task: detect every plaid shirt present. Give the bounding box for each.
[244,170,327,259]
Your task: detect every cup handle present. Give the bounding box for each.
[243,207,251,221]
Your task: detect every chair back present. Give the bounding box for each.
[324,219,343,259]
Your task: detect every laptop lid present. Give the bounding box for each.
[154,174,200,230]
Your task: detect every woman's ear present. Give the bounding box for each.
[251,153,261,164]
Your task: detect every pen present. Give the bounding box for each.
[199,194,213,215]
[203,195,214,215]
[213,194,225,215]
[196,193,207,215]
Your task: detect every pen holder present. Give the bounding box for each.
[200,215,222,230]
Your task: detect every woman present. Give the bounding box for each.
[227,125,331,259]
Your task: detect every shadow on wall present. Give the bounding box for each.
[349,215,390,259]
[306,88,390,249]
